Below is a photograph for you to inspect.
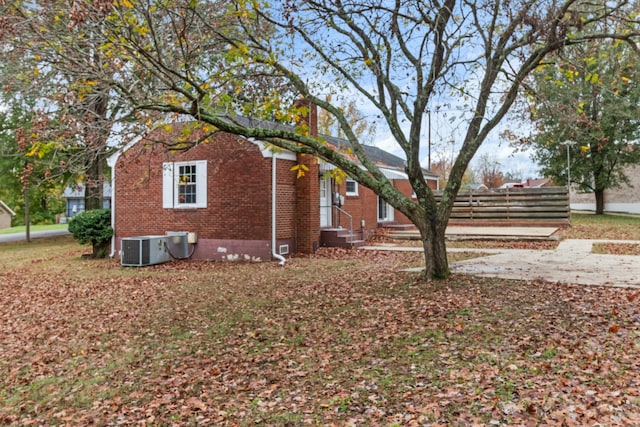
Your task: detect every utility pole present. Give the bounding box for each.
[427,110,431,169]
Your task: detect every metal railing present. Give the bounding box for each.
[320,204,356,247]
[333,205,354,247]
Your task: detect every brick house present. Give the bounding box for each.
[108,112,438,262]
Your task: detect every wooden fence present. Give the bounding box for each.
[434,187,570,226]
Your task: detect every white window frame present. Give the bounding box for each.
[162,160,207,209]
[345,178,359,196]
[377,196,394,222]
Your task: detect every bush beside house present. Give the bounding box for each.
[68,208,113,258]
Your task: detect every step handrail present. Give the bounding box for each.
[333,205,354,247]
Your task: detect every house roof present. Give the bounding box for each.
[464,183,489,191]
[229,115,437,177]
[109,115,439,182]
[62,182,112,199]
[0,200,16,216]
[525,178,551,188]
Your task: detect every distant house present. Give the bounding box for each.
[523,178,552,188]
[108,109,439,262]
[62,182,112,218]
[463,183,488,191]
[0,200,16,229]
[500,178,552,189]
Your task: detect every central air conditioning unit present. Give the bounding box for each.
[121,236,171,267]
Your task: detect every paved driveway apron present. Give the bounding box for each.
[449,240,640,288]
[366,239,640,288]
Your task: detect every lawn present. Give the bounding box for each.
[0,216,639,426]
[565,212,640,240]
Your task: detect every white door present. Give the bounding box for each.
[319,178,332,227]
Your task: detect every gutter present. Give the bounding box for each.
[271,154,286,266]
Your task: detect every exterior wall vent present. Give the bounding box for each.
[279,244,290,255]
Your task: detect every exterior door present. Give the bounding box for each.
[319,178,332,227]
[378,196,394,222]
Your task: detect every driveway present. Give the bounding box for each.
[0,229,70,243]
[363,239,640,288]
[449,239,640,288]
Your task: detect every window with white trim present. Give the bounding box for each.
[377,196,394,222]
[162,160,207,208]
[345,178,358,196]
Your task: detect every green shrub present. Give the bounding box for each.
[68,209,113,258]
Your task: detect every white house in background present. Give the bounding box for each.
[0,200,16,229]
[62,182,112,218]
[571,165,640,214]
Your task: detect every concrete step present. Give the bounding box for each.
[320,228,365,248]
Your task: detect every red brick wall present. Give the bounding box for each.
[275,159,297,241]
[391,180,414,225]
[114,130,297,261]
[295,154,320,253]
[293,100,321,253]
[337,180,378,231]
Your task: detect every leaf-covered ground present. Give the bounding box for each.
[593,243,640,256]
[1,237,639,426]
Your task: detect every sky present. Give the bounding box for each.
[365,103,541,183]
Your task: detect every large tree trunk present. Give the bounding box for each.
[83,85,109,211]
[24,184,31,243]
[84,154,104,211]
[594,189,605,215]
[417,214,450,280]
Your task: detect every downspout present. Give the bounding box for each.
[106,152,120,258]
[272,153,286,266]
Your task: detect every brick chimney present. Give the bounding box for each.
[294,99,320,253]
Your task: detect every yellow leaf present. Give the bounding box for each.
[290,163,310,178]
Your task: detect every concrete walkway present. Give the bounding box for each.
[363,239,640,288]
[387,226,560,240]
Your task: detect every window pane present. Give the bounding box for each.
[178,165,197,204]
[378,197,387,220]
[346,179,357,194]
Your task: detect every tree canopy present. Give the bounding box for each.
[522,32,640,213]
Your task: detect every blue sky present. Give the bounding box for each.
[371,111,540,181]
